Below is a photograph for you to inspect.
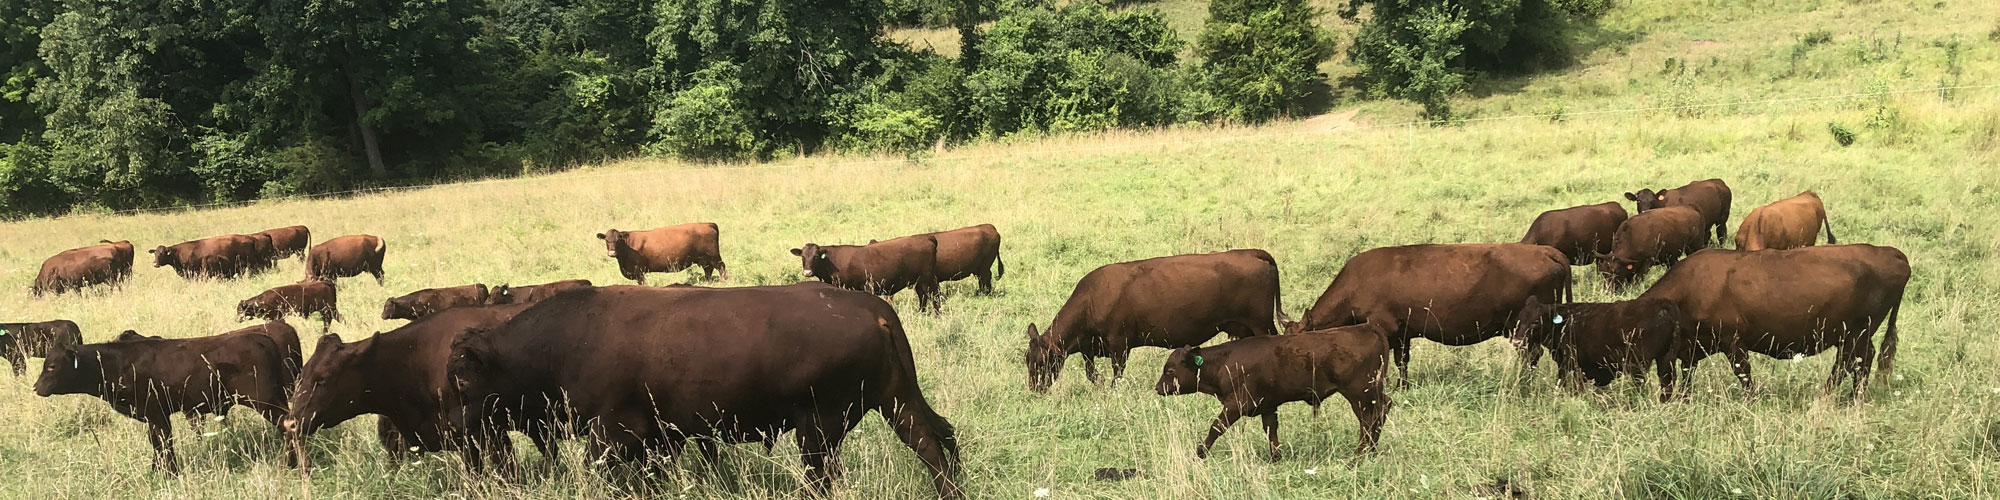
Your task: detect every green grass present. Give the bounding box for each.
[5,1,2000,498]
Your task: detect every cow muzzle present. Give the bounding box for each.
[802,270,814,278]
[605,251,617,258]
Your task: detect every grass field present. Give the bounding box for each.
[4,1,2000,499]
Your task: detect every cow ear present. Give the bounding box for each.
[316,333,343,352]
[1188,347,1204,367]
[595,233,606,240]
[1026,323,1039,339]
[790,248,803,256]
[869,239,879,244]
[1623,192,1637,201]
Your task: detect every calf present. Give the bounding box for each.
[794,234,943,311]
[597,223,727,284]
[486,279,592,305]
[36,333,293,473]
[254,225,311,261]
[151,234,268,279]
[1,320,84,376]
[305,234,387,284]
[238,281,341,328]
[33,241,134,296]
[1627,178,1732,245]
[1154,322,1391,461]
[885,225,1004,294]
[1509,296,1685,401]
[1595,205,1707,290]
[1520,202,1627,265]
[383,284,488,320]
[1735,191,1837,251]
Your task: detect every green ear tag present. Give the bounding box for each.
[0,329,9,337]
[1193,355,1204,367]
[1552,314,1565,325]
[72,359,79,369]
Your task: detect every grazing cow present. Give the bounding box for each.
[382,284,488,321]
[1024,249,1286,392]
[254,226,311,261]
[1626,178,1732,244]
[793,235,943,312]
[219,320,303,386]
[447,284,962,499]
[150,234,268,279]
[36,333,294,473]
[33,241,134,296]
[878,225,1005,294]
[1508,296,1685,401]
[305,235,387,284]
[1637,245,1909,400]
[1594,205,1708,290]
[238,281,342,328]
[1520,202,1627,265]
[283,304,533,468]
[486,279,592,305]
[597,223,727,284]
[1736,191,1837,251]
[1154,322,1391,461]
[1289,244,1571,388]
[1,320,84,376]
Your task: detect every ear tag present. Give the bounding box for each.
[1626,264,1634,270]
[1552,314,1565,325]
[72,359,79,369]
[1657,195,1665,201]
[0,329,8,337]
[1193,355,1205,367]
[818,251,828,259]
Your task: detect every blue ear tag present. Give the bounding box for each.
[1193,355,1204,367]
[1552,314,1565,325]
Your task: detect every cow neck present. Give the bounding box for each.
[1044,308,1092,355]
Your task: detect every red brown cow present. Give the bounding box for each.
[1735,191,1837,251]
[597,223,727,284]
[1024,249,1286,392]
[150,234,268,279]
[1154,322,1391,461]
[33,241,134,296]
[254,225,311,261]
[793,235,943,312]
[1638,245,1909,400]
[382,284,488,320]
[1520,202,1627,265]
[36,332,294,473]
[1626,178,1732,245]
[1289,244,1571,388]
[1509,296,1685,401]
[238,281,341,328]
[877,225,1005,294]
[305,235,387,284]
[487,279,593,305]
[1,320,84,376]
[1594,205,1708,290]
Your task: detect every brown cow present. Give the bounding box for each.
[487,279,593,305]
[382,284,488,320]
[254,225,311,261]
[1509,296,1685,401]
[1594,205,1708,290]
[239,281,341,328]
[1,320,84,376]
[36,332,294,473]
[1024,249,1287,392]
[33,241,134,296]
[1154,322,1391,461]
[222,320,303,386]
[793,235,943,312]
[1520,202,1627,265]
[1735,191,1837,251]
[1626,178,1732,245]
[597,223,727,284]
[1289,244,1571,388]
[875,224,1005,294]
[305,234,387,284]
[150,234,268,279]
[1638,245,1908,400]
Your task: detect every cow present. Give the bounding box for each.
[35,332,294,473]
[1024,249,1286,392]
[486,279,592,305]
[1508,296,1686,401]
[305,234,387,284]
[1637,245,1909,400]
[1626,178,1732,245]
[597,223,728,284]
[238,281,341,328]
[33,240,134,296]
[447,284,962,499]
[382,284,488,321]
[150,234,268,279]
[114,321,301,395]
[254,225,311,261]
[1594,205,1708,290]
[1153,322,1391,461]
[874,225,1005,294]
[1520,202,1627,265]
[793,235,943,312]
[283,304,533,469]
[1735,191,1837,251]
[1,320,84,376]
[1288,244,1571,389]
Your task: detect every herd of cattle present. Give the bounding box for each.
[5,179,1908,498]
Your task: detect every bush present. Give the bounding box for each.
[1197,0,1337,121]
[1351,4,1470,120]
[650,63,766,160]
[1346,0,1610,120]
[963,2,1188,137]
[831,52,966,155]
[0,141,70,217]
[189,131,277,202]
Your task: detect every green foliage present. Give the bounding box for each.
[886,0,957,27]
[649,63,765,160]
[1828,121,1855,146]
[189,131,277,203]
[963,1,1188,136]
[1345,0,1611,120]
[831,51,966,155]
[1350,4,1470,120]
[1196,0,1336,121]
[0,0,55,144]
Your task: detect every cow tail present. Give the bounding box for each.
[1876,301,1900,381]
[995,251,1005,280]
[877,315,960,480]
[1246,250,1293,324]
[1822,212,1839,245]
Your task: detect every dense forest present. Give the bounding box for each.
[0,0,1603,217]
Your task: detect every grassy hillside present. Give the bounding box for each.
[3,1,1998,498]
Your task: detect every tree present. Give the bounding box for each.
[1196,0,1336,122]
[1345,0,1610,120]
[0,0,56,143]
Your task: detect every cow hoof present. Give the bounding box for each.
[1267,450,1283,463]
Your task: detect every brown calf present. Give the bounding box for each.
[238,281,342,328]
[1154,322,1391,461]
[1509,296,1685,401]
[383,284,488,320]
[305,235,387,284]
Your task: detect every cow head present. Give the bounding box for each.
[1023,324,1068,393]
[790,244,832,280]
[35,346,105,397]
[1154,347,1205,396]
[148,246,175,267]
[237,295,277,321]
[382,297,415,320]
[1593,252,1643,291]
[1509,296,1557,352]
[287,334,365,440]
[596,230,627,259]
[488,284,516,305]
[1625,189,1668,212]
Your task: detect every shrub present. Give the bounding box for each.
[189,131,277,202]
[1346,0,1610,120]
[0,141,70,217]
[963,2,1188,137]
[1827,122,1856,147]
[1196,0,1337,121]
[650,63,765,160]
[832,52,966,155]
[1350,4,1470,120]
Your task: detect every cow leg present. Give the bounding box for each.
[1392,338,1413,390]
[1109,348,1131,386]
[147,416,180,475]
[1346,385,1390,455]
[1196,407,1243,459]
[795,409,852,495]
[1654,353,1679,403]
[1821,343,1851,398]
[975,270,993,295]
[378,419,412,465]
[1725,345,1755,393]
[1083,355,1103,387]
[881,400,963,500]
[1847,339,1876,402]
[2,348,22,377]
[1260,412,1283,462]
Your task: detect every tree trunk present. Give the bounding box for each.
[344,62,387,179]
